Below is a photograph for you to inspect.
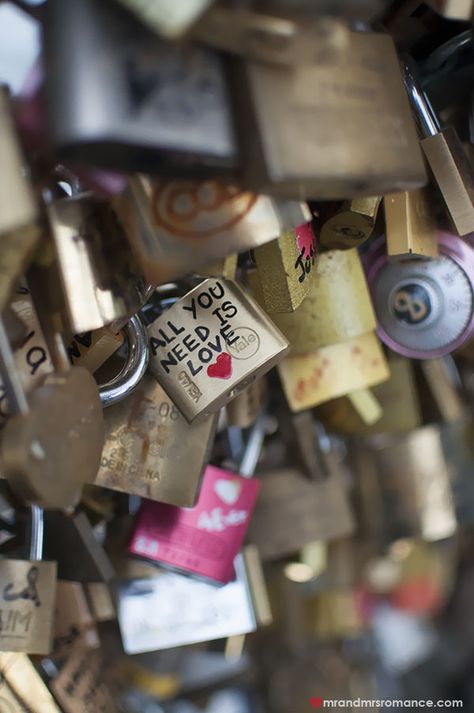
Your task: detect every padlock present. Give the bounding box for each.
[364,234,474,358]
[46,192,148,334]
[319,196,383,250]
[352,426,457,546]
[252,248,377,354]
[114,0,215,38]
[278,331,389,412]
[0,86,40,312]
[403,58,474,237]
[304,590,366,640]
[45,0,238,175]
[226,376,267,428]
[0,291,53,429]
[229,29,427,200]
[252,221,316,312]
[316,356,422,436]
[53,581,99,658]
[128,412,264,583]
[0,506,57,654]
[115,175,310,284]
[49,637,120,713]
[95,372,217,506]
[246,466,354,561]
[42,511,115,583]
[0,653,61,712]
[0,304,105,509]
[147,277,289,422]
[67,326,125,374]
[117,546,271,653]
[384,186,439,260]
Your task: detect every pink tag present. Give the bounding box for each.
[128,465,260,584]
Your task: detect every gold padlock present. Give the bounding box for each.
[226,376,267,428]
[278,331,389,412]
[252,248,376,354]
[252,221,316,312]
[384,187,438,259]
[230,29,426,199]
[319,196,382,250]
[94,373,217,506]
[147,278,289,421]
[115,176,310,284]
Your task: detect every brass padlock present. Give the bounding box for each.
[0,87,40,312]
[319,196,382,250]
[403,58,474,237]
[252,248,377,354]
[0,653,61,711]
[0,506,57,655]
[46,193,148,334]
[384,187,438,260]
[94,372,217,506]
[45,0,238,175]
[247,468,354,561]
[252,221,316,312]
[317,356,422,436]
[278,331,389,411]
[115,175,310,284]
[230,29,426,199]
[147,278,289,421]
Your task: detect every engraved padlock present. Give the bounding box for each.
[384,186,439,260]
[117,547,271,653]
[45,0,238,175]
[364,234,474,358]
[403,57,474,237]
[128,412,265,583]
[229,29,427,199]
[0,506,57,655]
[0,86,40,312]
[319,197,383,250]
[46,190,148,334]
[252,221,317,312]
[115,175,310,284]
[147,278,289,422]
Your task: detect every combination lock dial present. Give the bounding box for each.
[364,234,474,359]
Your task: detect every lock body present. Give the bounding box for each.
[257,249,376,354]
[278,332,389,411]
[148,278,289,421]
[365,234,474,358]
[320,196,382,250]
[116,175,310,284]
[128,464,260,583]
[95,373,217,506]
[45,0,237,175]
[231,31,426,199]
[253,221,317,312]
[0,559,57,654]
[247,469,354,560]
[384,187,438,260]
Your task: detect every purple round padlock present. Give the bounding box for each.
[364,233,474,359]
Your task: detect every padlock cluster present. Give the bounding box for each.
[0,0,474,711]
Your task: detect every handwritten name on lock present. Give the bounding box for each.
[148,279,262,406]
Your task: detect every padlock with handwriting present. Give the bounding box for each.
[147,278,289,421]
[252,221,317,312]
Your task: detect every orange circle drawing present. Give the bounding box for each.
[151,181,258,239]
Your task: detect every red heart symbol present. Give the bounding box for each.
[207,352,233,380]
[310,697,323,709]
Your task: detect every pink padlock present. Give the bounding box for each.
[128,464,260,584]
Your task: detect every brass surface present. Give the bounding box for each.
[385,187,438,259]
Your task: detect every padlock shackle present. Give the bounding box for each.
[29,505,44,561]
[402,56,440,138]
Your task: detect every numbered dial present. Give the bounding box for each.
[365,234,474,359]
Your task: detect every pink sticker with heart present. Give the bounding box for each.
[128,465,260,584]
